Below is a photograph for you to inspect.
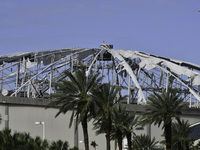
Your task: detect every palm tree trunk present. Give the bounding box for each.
[178,142,182,150]
[164,122,172,150]
[126,132,132,150]
[117,133,123,150]
[105,130,111,150]
[185,141,190,150]
[81,115,89,150]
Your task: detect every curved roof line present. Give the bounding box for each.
[1,47,200,71]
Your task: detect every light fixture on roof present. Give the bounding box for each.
[2,89,8,96]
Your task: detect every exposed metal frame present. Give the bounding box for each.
[1,44,200,108]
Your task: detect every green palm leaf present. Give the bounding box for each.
[46,65,102,150]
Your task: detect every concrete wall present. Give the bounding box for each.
[0,97,121,149]
[0,96,200,149]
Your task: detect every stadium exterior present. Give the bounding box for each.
[1,44,200,149]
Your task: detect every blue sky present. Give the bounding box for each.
[0,0,200,65]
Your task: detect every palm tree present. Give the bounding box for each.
[92,83,126,150]
[0,129,14,150]
[49,140,69,150]
[111,105,125,150]
[46,65,102,150]
[0,129,71,150]
[0,129,49,150]
[111,104,137,150]
[25,136,44,150]
[110,104,138,150]
[132,134,158,150]
[90,141,98,150]
[140,89,185,150]
[121,106,138,150]
[42,139,49,150]
[172,119,193,150]
[33,136,45,150]
[12,132,33,150]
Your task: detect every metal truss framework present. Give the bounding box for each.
[1,44,200,108]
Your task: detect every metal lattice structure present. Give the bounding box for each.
[1,44,200,108]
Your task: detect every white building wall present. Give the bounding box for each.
[0,102,200,149]
[0,105,116,150]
